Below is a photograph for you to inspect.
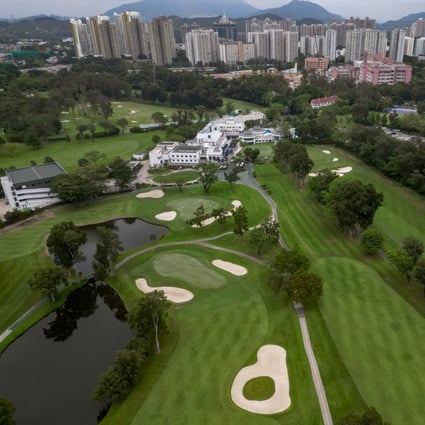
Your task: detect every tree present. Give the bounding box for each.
[308,168,339,204]
[360,228,384,255]
[212,207,228,228]
[0,396,16,425]
[198,164,218,193]
[51,166,106,204]
[387,249,415,283]
[187,204,207,229]
[47,221,87,271]
[108,157,133,190]
[413,257,425,297]
[99,99,113,120]
[232,205,248,237]
[288,144,314,189]
[92,348,143,404]
[248,227,270,254]
[269,246,310,292]
[92,226,124,281]
[248,217,280,254]
[402,236,424,265]
[116,118,129,134]
[151,111,167,125]
[224,168,240,186]
[326,179,383,238]
[243,147,260,163]
[43,156,54,164]
[287,270,323,305]
[28,265,68,302]
[127,291,170,354]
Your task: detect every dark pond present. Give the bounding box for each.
[0,282,131,425]
[76,217,169,275]
[0,218,168,424]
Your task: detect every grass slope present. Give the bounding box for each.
[104,246,322,425]
[255,157,425,424]
[311,257,425,425]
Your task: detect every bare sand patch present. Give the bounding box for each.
[212,259,247,276]
[136,189,165,199]
[192,200,242,228]
[135,278,193,303]
[232,200,242,209]
[61,119,70,123]
[322,150,331,154]
[231,345,290,415]
[332,157,339,162]
[308,172,319,177]
[333,166,352,174]
[155,211,177,221]
[131,120,137,123]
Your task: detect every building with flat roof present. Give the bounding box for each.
[1,163,67,210]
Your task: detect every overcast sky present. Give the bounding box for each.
[1,0,424,22]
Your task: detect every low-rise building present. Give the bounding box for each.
[1,163,67,210]
[239,128,281,144]
[311,95,338,109]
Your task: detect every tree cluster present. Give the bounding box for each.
[269,246,323,305]
[273,141,314,189]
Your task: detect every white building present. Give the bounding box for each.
[1,163,67,210]
[149,142,179,167]
[239,127,281,144]
[185,29,220,66]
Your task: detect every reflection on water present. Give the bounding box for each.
[76,218,168,275]
[0,282,132,425]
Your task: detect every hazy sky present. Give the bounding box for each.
[1,0,424,22]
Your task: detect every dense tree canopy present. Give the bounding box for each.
[0,396,16,425]
[46,221,87,270]
[28,264,68,302]
[325,179,383,237]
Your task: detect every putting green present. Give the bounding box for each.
[153,253,226,288]
[167,198,221,221]
[312,257,425,425]
[243,376,276,401]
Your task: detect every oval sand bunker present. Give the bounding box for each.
[136,190,164,199]
[212,259,247,276]
[155,211,177,221]
[135,278,193,303]
[231,345,291,415]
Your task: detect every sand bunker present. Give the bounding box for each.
[232,200,242,209]
[136,190,165,199]
[308,172,319,177]
[155,211,177,221]
[333,166,352,174]
[135,278,193,303]
[322,150,331,154]
[61,119,70,123]
[332,157,339,162]
[192,200,242,228]
[231,345,290,415]
[212,259,247,276]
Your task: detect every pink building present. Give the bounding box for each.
[359,55,412,85]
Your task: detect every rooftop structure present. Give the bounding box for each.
[1,163,67,210]
[311,96,338,109]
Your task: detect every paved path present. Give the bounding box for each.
[243,163,333,425]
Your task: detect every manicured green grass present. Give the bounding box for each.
[152,170,199,184]
[0,131,162,173]
[242,142,275,159]
[255,159,425,424]
[222,98,266,114]
[243,376,276,401]
[311,257,425,425]
[152,252,227,288]
[0,182,270,336]
[103,246,322,425]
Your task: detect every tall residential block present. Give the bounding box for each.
[389,29,406,62]
[324,29,337,60]
[213,15,237,41]
[185,29,219,65]
[404,37,415,56]
[114,11,148,59]
[345,29,387,62]
[147,16,176,66]
[70,18,93,58]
